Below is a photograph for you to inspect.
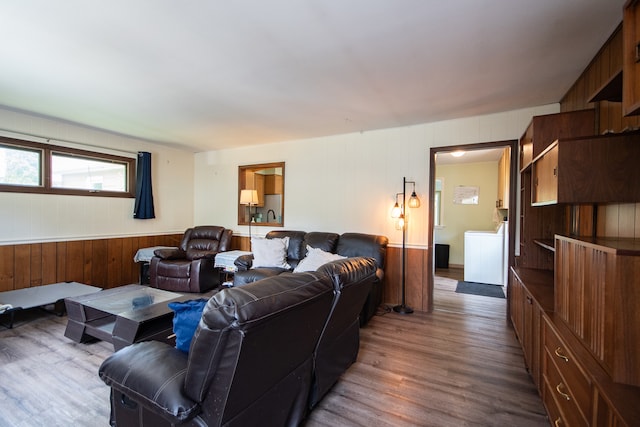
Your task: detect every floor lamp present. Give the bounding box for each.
[391,177,420,314]
[240,189,259,249]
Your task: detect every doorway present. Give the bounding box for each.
[427,140,518,316]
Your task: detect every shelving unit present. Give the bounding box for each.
[623,0,640,116]
[512,108,640,426]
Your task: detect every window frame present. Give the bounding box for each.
[434,177,444,227]
[0,136,136,198]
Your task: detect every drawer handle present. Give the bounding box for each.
[556,383,571,401]
[554,347,569,362]
[554,417,563,427]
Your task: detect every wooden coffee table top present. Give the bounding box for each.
[64,284,218,350]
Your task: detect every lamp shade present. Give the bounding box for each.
[240,189,259,205]
[408,191,420,208]
[391,202,402,218]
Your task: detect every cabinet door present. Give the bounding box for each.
[510,271,524,343]
[497,147,510,208]
[244,171,265,206]
[254,174,264,206]
[532,145,558,205]
[264,174,283,195]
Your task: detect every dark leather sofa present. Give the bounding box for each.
[150,226,232,293]
[99,257,378,427]
[234,230,388,325]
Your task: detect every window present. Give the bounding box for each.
[0,136,135,197]
[0,144,41,186]
[434,178,443,226]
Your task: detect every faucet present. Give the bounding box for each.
[267,209,276,221]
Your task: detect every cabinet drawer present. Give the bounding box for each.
[542,382,567,427]
[544,321,592,423]
[543,354,588,427]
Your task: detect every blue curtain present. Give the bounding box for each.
[134,151,155,219]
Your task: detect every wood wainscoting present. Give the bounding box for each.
[0,234,183,292]
[380,245,432,313]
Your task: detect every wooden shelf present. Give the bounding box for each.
[588,69,622,103]
[533,239,555,252]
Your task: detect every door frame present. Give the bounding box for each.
[427,140,518,314]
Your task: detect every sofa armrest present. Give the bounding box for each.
[234,254,254,271]
[186,249,217,261]
[154,248,186,260]
[98,341,200,423]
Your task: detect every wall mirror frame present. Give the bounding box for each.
[238,162,285,227]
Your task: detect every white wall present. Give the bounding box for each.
[434,161,501,265]
[0,108,195,244]
[0,103,560,246]
[195,104,560,247]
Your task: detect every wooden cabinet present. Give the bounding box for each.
[531,132,640,206]
[519,110,595,171]
[243,171,265,207]
[623,0,640,116]
[264,174,283,195]
[496,147,510,208]
[514,25,640,426]
[515,275,543,389]
[512,265,640,427]
[517,110,595,270]
[555,235,640,387]
[510,270,524,345]
[511,267,554,391]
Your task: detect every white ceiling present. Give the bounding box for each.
[436,147,505,165]
[0,1,624,153]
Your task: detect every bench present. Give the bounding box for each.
[0,282,101,328]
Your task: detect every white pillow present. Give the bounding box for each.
[293,245,346,273]
[251,237,290,269]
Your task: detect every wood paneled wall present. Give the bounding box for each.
[561,22,640,238]
[561,24,640,132]
[0,234,182,292]
[383,246,430,312]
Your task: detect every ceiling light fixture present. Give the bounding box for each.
[451,150,466,157]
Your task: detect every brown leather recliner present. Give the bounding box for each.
[149,226,232,293]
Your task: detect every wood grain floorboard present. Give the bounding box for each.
[0,270,548,426]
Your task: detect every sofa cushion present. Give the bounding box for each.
[304,232,340,253]
[99,341,199,422]
[251,237,291,269]
[293,245,346,273]
[336,233,388,268]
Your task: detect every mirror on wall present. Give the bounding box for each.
[238,162,285,227]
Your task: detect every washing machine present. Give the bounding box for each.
[463,222,508,285]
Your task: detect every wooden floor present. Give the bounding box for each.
[0,269,548,426]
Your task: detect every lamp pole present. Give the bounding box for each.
[394,177,414,314]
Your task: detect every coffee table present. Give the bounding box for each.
[64,284,210,351]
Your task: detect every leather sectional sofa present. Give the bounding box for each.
[99,256,378,426]
[233,230,388,326]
